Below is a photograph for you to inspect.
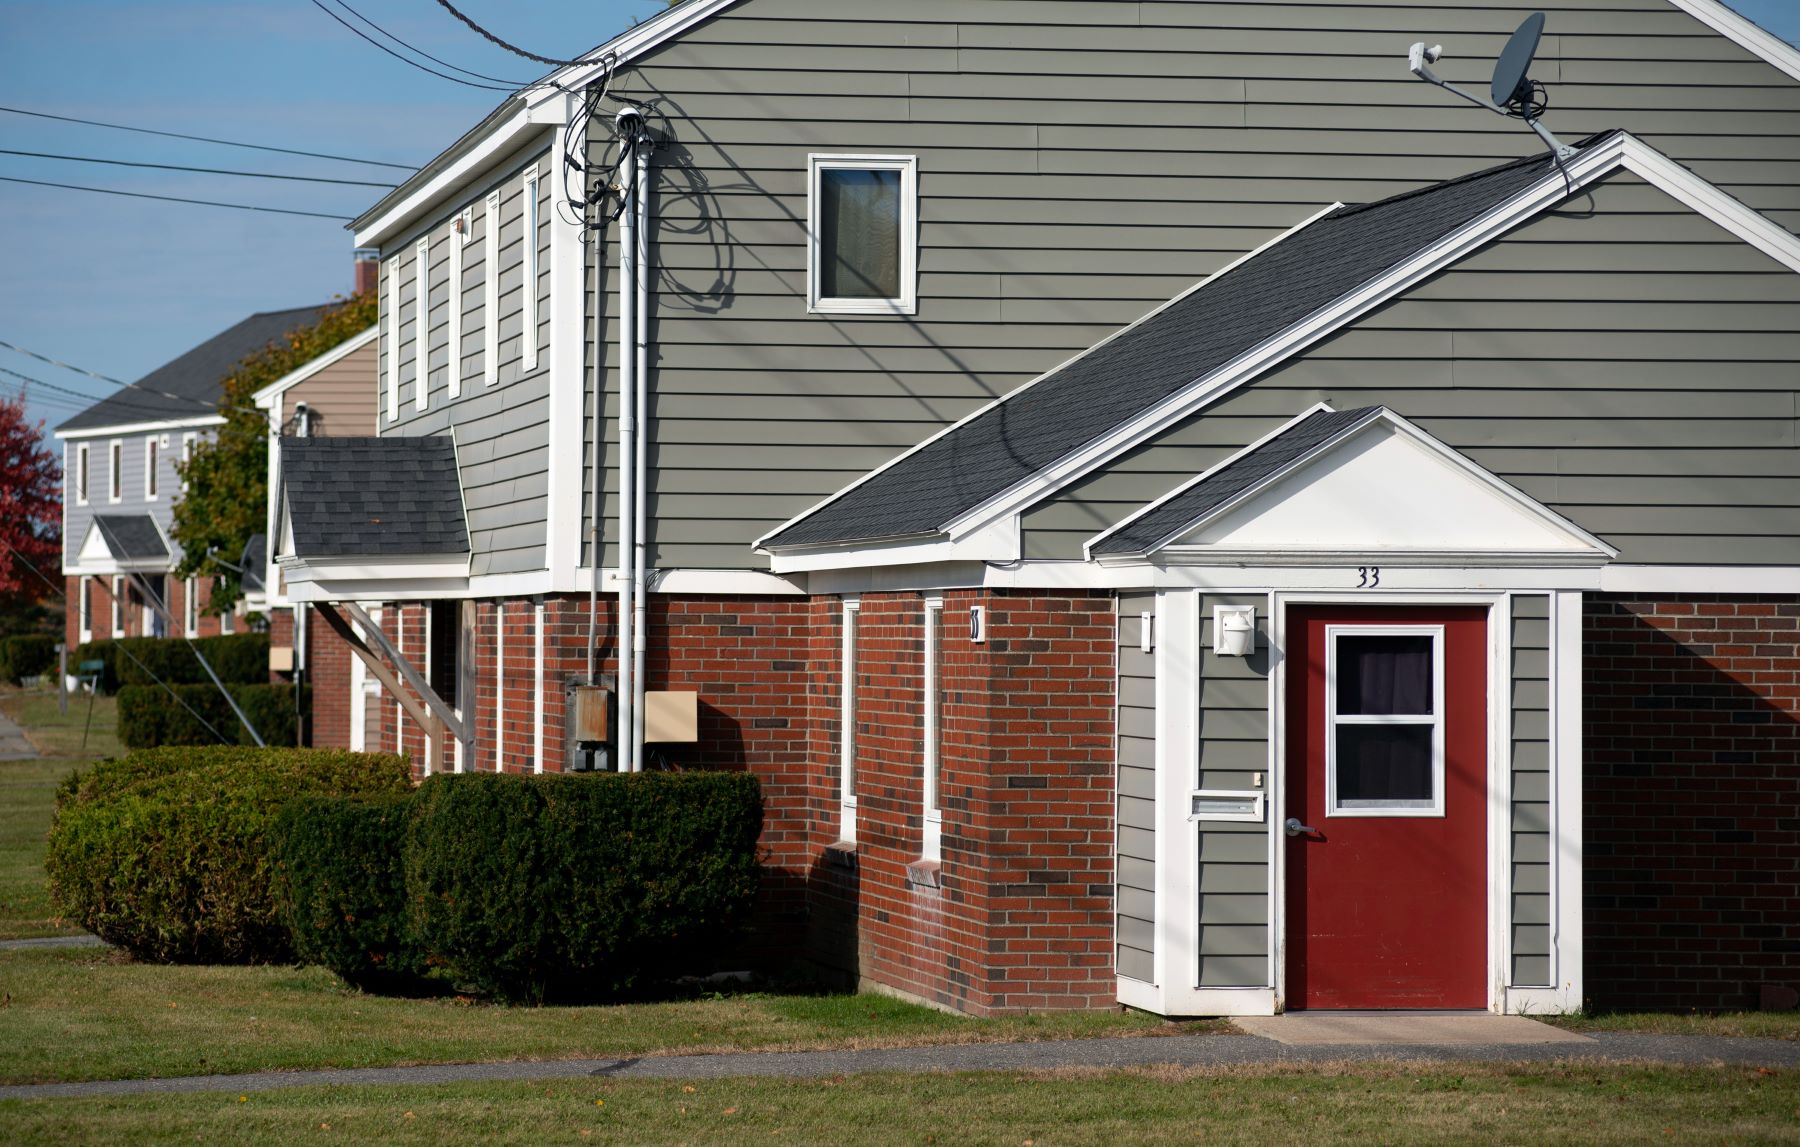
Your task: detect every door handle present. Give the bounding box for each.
[1284,817,1318,838]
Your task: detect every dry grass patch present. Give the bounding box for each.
[1546,1010,1800,1041]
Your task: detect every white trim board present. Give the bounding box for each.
[55,415,221,442]
[764,132,1800,574]
[1667,0,1800,83]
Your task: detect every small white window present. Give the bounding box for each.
[180,432,197,492]
[1325,626,1446,817]
[922,595,943,861]
[75,443,89,506]
[383,255,399,421]
[108,440,122,503]
[807,154,917,315]
[184,576,197,637]
[144,437,159,500]
[78,575,92,642]
[220,601,234,635]
[484,190,500,385]
[839,596,860,843]
[414,236,431,412]
[110,576,124,636]
[448,206,471,399]
[522,165,540,372]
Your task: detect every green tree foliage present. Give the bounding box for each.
[172,292,377,611]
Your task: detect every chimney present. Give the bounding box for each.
[353,249,379,297]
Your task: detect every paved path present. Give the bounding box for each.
[3,1031,1795,1101]
[0,706,38,760]
[0,934,107,951]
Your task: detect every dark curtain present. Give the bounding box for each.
[820,169,901,299]
[1337,634,1432,715]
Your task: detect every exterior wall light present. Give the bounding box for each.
[1213,605,1256,657]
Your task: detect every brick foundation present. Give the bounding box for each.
[1585,594,1800,1012]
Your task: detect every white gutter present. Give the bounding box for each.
[630,128,651,772]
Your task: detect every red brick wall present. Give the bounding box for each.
[1585,594,1800,1012]
[64,574,230,650]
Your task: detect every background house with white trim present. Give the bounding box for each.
[274,0,1800,1017]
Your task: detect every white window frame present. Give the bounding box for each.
[484,190,500,386]
[414,236,432,412]
[383,255,399,422]
[220,603,233,634]
[184,576,197,637]
[75,442,89,506]
[448,206,471,399]
[180,432,197,492]
[110,576,124,636]
[78,575,92,644]
[806,153,918,316]
[107,439,122,503]
[922,595,943,861]
[1324,624,1447,818]
[144,436,159,501]
[839,596,860,843]
[521,165,540,372]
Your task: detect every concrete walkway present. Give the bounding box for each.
[3,1030,1795,1101]
[0,934,107,951]
[0,706,38,760]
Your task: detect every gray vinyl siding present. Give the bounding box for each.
[61,429,203,572]
[1196,593,1270,988]
[380,139,554,576]
[553,0,1800,570]
[1022,175,1800,562]
[1511,595,1554,987]
[1116,593,1156,984]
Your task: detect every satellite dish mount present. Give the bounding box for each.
[1407,12,1578,161]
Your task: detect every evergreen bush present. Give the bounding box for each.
[0,634,57,684]
[406,771,763,1003]
[45,747,411,963]
[115,633,269,686]
[117,683,307,748]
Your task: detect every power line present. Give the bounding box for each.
[0,148,397,188]
[431,0,589,67]
[0,365,213,418]
[307,0,518,91]
[0,339,132,387]
[0,175,354,220]
[324,0,531,86]
[0,105,419,171]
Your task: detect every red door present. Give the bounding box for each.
[1284,605,1488,1009]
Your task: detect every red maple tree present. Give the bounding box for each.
[0,395,61,611]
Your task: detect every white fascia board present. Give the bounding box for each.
[942,132,1800,542]
[1667,0,1800,83]
[753,202,1347,554]
[517,0,743,115]
[355,107,549,249]
[56,416,222,442]
[279,553,471,582]
[765,516,1019,574]
[64,559,173,577]
[1600,564,1800,593]
[249,327,378,406]
[284,575,471,603]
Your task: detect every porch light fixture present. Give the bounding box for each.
[1213,605,1256,657]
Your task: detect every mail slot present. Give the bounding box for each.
[1189,790,1265,823]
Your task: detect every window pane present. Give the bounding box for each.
[821,168,901,299]
[1337,634,1433,715]
[1336,724,1434,805]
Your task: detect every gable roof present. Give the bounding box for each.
[761,135,1613,552]
[759,128,1800,569]
[57,304,330,434]
[78,515,172,567]
[279,436,469,559]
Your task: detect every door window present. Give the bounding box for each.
[1326,626,1444,816]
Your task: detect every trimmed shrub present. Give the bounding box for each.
[273,794,424,992]
[72,639,119,694]
[407,771,763,1003]
[0,635,58,684]
[45,747,412,963]
[118,683,308,748]
[116,633,269,687]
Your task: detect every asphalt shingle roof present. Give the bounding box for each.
[90,515,169,561]
[763,135,1617,550]
[280,436,469,558]
[57,305,330,432]
[1091,406,1384,555]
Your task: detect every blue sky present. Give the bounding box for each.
[1,0,1796,435]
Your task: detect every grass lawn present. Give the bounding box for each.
[1547,1010,1800,1041]
[3,1063,1795,1145]
[0,685,115,940]
[0,685,122,760]
[0,947,1185,1084]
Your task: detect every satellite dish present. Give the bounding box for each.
[1491,12,1546,111]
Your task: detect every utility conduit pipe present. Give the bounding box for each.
[614,106,643,773]
[630,123,650,772]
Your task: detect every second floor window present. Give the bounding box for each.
[109,440,122,502]
[808,154,917,316]
[75,443,89,505]
[145,437,159,500]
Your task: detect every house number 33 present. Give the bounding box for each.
[1355,566,1381,588]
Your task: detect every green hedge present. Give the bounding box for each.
[273,794,425,993]
[118,683,308,748]
[0,635,58,685]
[72,639,120,694]
[116,634,269,687]
[45,747,412,963]
[406,771,763,1003]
